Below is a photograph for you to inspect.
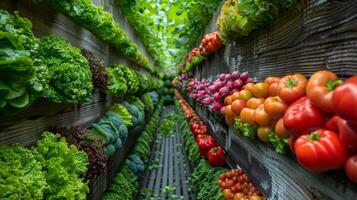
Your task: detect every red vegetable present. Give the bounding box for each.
[295,129,348,172]
[345,155,357,183]
[197,135,217,157]
[332,76,357,125]
[207,146,225,167]
[306,70,341,113]
[283,96,325,137]
[326,116,357,153]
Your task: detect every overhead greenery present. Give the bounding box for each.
[116,0,222,74]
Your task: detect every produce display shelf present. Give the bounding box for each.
[185,97,357,200]
[138,106,196,200]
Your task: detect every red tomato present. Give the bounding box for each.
[275,118,290,138]
[264,96,288,120]
[278,74,307,104]
[345,155,357,183]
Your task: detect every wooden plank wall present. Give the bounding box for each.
[0,0,154,146]
[190,0,357,199]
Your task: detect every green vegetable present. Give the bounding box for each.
[0,10,48,115]
[37,35,93,103]
[0,144,46,200]
[109,104,133,127]
[269,132,289,154]
[104,144,116,157]
[158,113,178,136]
[32,132,89,200]
[90,123,112,144]
[107,65,127,96]
[233,118,257,139]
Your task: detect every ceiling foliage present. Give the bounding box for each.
[116,0,222,74]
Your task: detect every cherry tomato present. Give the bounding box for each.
[275,118,290,138]
[223,105,235,117]
[252,82,269,98]
[231,99,246,115]
[254,105,271,126]
[264,96,288,120]
[345,155,357,183]
[223,189,234,200]
[268,82,280,96]
[240,108,256,125]
[238,89,253,101]
[257,126,273,142]
[246,98,265,109]
[265,77,280,85]
[243,83,255,93]
[225,95,233,105]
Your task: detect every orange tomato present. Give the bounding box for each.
[231,99,246,115]
[224,95,233,105]
[223,105,235,117]
[225,115,234,126]
[233,193,245,200]
[263,96,288,120]
[243,83,255,93]
[246,98,265,109]
[265,76,280,85]
[268,82,280,96]
[254,104,271,126]
[231,91,240,101]
[275,118,290,138]
[240,108,256,125]
[252,82,269,98]
[238,89,253,101]
[278,73,307,104]
[257,126,273,142]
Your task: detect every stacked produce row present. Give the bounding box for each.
[175,69,357,183]
[175,91,265,200]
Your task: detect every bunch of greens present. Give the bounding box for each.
[107,65,127,97]
[158,113,178,136]
[81,49,108,90]
[34,0,160,75]
[116,0,221,73]
[51,127,108,180]
[141,93,154,113]
[0,10,48,115]
[119,65,140,95]
[182,53,206,72]
[109,104,133,127]
[37,35,93,103]
[269,132,289,154]
[190,159,225,200]
[233,118,257,139]
[32,132,89,200]
[0,144,46,199]
[217,0,297,43]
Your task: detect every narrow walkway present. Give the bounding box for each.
[138,106,195,200]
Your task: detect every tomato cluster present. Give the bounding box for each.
[219,71,357,182]
[176,90,225,167]
[187,47,199,62]
[219,169,265,200]
[199,32,224,56]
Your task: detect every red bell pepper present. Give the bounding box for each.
[326,116,357,153]
[283,96,326,137]
[295,129,348,172]
[332,76,357,125]
[207,146,225,167]
[197,135,217,157]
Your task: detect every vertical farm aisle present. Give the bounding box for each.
[137,105,196,200]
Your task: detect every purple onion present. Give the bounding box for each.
[240,72,249,81]
[215,81,225,89]
[208,85,217,92]
[219,74,226,81]
[226,81,234,89]
[202,97,213,105]
[246,77,253,83]
[224,74,232,80]
[213,93,221,101]
[230,89,238,95]
[210,102,224,112]
[231,71,241,79]
[234,79,243,88]
[219,87,230,96]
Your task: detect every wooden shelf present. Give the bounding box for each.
[188,100,357,200]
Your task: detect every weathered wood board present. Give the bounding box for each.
[188,0,357,199]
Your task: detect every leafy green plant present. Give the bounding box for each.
[37,35,93,103]
[0,144,46,200]
[233,118,257,139]
[0,10,48,115]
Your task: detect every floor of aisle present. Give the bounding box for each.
[137,106,196,200]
